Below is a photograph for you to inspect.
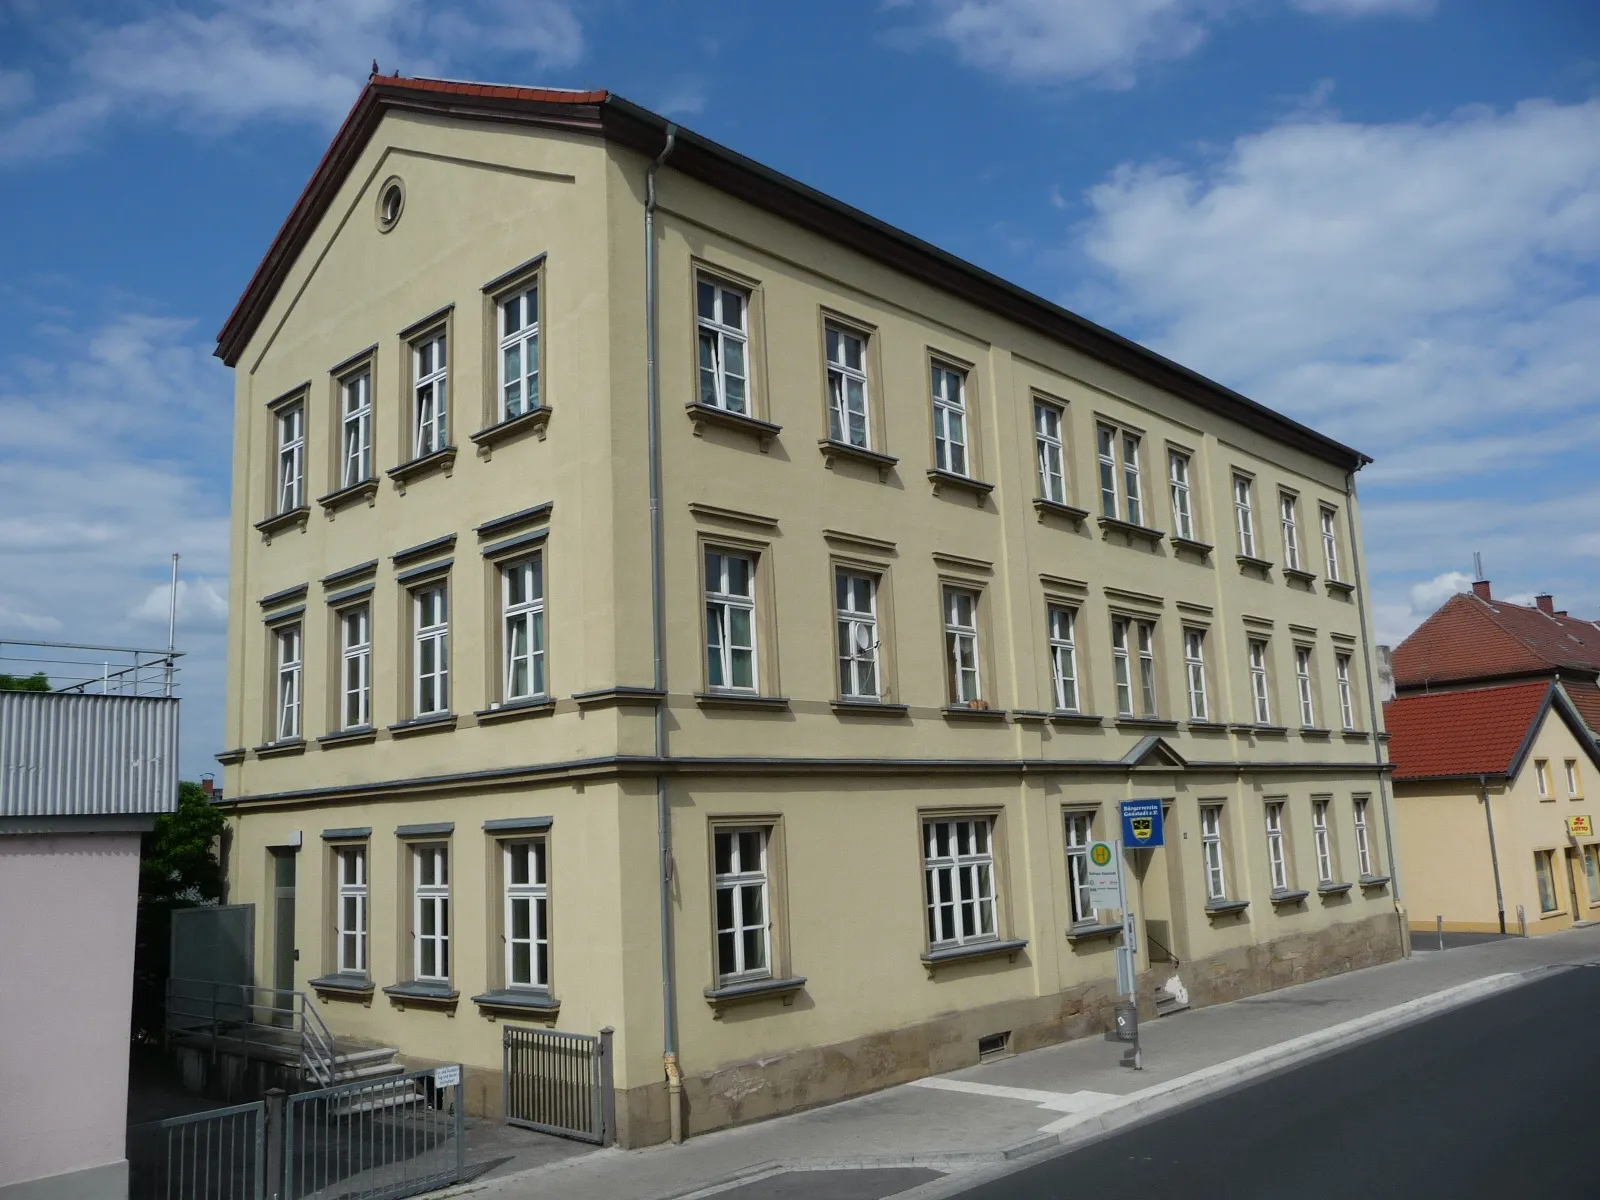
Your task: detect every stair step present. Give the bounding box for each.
[1155,999,1191,1017]
[343,1061,406,1081]
[328,1088,426,1116]
[333,1046,401,1066]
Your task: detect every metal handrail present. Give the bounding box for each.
[167,978,343,1085]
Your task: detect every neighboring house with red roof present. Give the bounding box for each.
[1386,681,1600,935]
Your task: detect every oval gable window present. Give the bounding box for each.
[376,177,405,232]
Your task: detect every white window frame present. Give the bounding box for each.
[502,557,547,703]
[504,839,549,990]
[412,331,448,459]
[1566,760,1581,797]
[697,279,749,415]
[714,827,772,983]
[340,371,372,488]
[944,588,981,704]
[340,605,370,730]
[705,550,758,693]
[1048,606,1079,713]
[276,402,304,514]
[1281,493,1301,571]
[1584,845,1600,906]
[825,324,870,448]
[1249,638,1272,724]
[1122,433,1143,527]
[1097,425,1118,519]
[1336,654,1356,730]
[1295,646,1317,728]
[498,284,540,421]
[1137,620,1157,717]
[1536,849,1558,913]
[1312,799,1334,884]
[1169,451,1194,541]
[1064,811,1096,925]
[1321,506,1342,582]
[1035,401,1067,504]
[1536,760,1551,798]
[412,844,449,982]
[1112,617,1134,717]
[1266,802,1289,892]
[923,817,998,949]
[336,846,367,975]
[275,623,301,742]
[413,584,449,716]
[1354,798,1375,877]
[931,363,969,477]
[1234,476,1256,558]
[836,570,880,701]
[1201,805,1227,902]
[1184,628,1208,721]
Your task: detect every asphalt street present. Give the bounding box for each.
[955,964,1600,1200]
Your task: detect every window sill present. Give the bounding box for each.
[1115,717,1180,731]
[1341,729,1371,742]
[695,692,791,711]
[318,727,377,748]
[383,981,459,1006]
[388,713,457,738]
[316,479,379,518]
[1284,567,1319,586]
[1170,535,1213,557]
[471,406,553,459]
[253,738,306,759]
[571,686,666,710]
[475,697,556,724]
[1010,709,1050,724]
[1359,874,1392,890]
[1097,515,1165,545]
[927,467,995,502]
[216,747,247,765]
[1050,711,1104,727]
[703,975,807,1012]
[1232,723,1290,737]
[943,705,1008,721]
[309,974,374,998]
[1186,720,1230,733]
[1236,554,1275,573]
[1033,497,1090,524]
[831,699,910,718]
[921,938,1028,972]
[1065,922,1123,944]
[1270,889,1310,906]
[386,446,457,492]
[471,988,560,1015]
[1325,579,1355,597]
[686,403,780,450]
[819,439,898,481]
[1299,727,1333,740]
[1317,881,1353,896]
[254,506,309,544]
[1205,899,1250,916]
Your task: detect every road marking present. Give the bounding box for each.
[908,1078,1115,1114]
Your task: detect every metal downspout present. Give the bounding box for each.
[645,123,681,1144]
[1345,471,1402,908]
[1480,774,1507,934]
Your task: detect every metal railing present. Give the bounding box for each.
[280,1070,465,1200]
[167,978,342,1086]
[127,1101,265,1200]
[503,1026,613,1144]
[0,638,184,697]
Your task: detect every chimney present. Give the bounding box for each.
[201,777,214,797]
[1536,594,1555,615]
[1471,579,1492,600]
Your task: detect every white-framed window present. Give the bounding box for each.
[825,324,870,448]
[499,284,540,421]
[1096,424,1144,525]
[1265,802,1289,892]
[1122,433,1143,526]
[1184,629,1208,721]
[705,550,757,692]
[944,588,981,704]
[931,363,969,476]
[340,372,372,489]
[836,570,879,700]
[1112,617,1133,717]
[1169,451,1194,541]
[1584,845,1600,905]
[1353,798,1375,877]
[697,279,748,415]
[413,844,449,982]
[412,331,448,459]
[923,817,998,949]
[1295,646,1317,728]
[1248,638,1272,724]
[1035,401,1066,504]
[504,839,549,989]
[1336,654,1356,730]
[1138,620,1157,716]
[275,623,302,741]
[340,605,371,730]
[1566,760,1582,797]
[1536,849,1558,913]
[1312,799,1334,883]
[1536,760,1552,798]
[1201,805,1227,902]
[413,584,449,716]
[276,401,304,514]
[502,557,546,702]
[1064,810,1095,925]
[1048,606,1079,712]
[1281,493,1301,571]
[1234,476,1256,558]
[714,827,771,982]
[1097,425,1118,519]
[336,846,367,974]
[1320,507,1342,582]
[1112,617,1156,717]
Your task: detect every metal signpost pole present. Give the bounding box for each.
[1114,838,1141,1070]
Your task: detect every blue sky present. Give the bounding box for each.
[2,0,1597,780]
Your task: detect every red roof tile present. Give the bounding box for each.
[1567,681,1600,735]
[367,75,608,105]
[1384,681,1552,781]
[1391,593,1600,688]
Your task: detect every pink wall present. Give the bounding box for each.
[0,833,141,1189]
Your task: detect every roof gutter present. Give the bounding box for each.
[1479,774,1507,936]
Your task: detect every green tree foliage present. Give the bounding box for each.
[140,780,226,906]
[0,672,51,691]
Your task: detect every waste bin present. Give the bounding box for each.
[1114,1001,1138,1043]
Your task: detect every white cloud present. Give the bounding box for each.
[655,76,708,118]
[1291,0,1433,14]
[1407,570,1472,614]
[0,606,63,634]
[128,578,231,632]
[0,0,583,162]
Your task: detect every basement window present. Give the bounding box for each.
[978,1031,1011,1062]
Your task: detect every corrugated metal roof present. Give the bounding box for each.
[0,691,179,818]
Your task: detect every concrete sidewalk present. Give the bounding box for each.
[447,926,1600,1200]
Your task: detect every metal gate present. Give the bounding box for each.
[127,1102,265,1200]
[502,1026,614,1144]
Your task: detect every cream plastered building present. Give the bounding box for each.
[214,75,1404,1147]
[1388,682,1600,936]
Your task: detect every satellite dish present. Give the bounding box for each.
[853,625,874,653]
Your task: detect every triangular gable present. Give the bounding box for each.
[1507,684,1600,782]
[1122,736,1187,770]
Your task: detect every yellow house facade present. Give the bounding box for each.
[214,76,1404,1147]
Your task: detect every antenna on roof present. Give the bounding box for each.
[1473,551,1484,582]
[371,59,380,77]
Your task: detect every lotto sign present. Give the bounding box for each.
[1569,815,1593,838]
[1086,840,1122,910]
[1121,799,1165,848]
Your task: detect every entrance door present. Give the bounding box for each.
[1564,848,1582,928]
[271,850,297,1020]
